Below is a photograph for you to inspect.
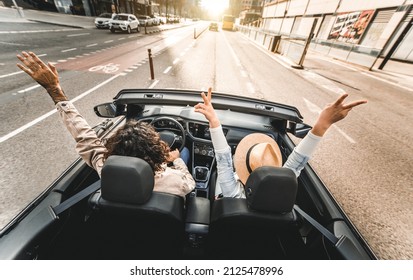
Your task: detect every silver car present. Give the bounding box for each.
[94,13,116,29]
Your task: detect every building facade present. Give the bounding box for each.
[259,0,413,71]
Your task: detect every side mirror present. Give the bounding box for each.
[94,103,117,118]
[287,122,312,138]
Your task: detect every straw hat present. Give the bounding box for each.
[233,133,282,185]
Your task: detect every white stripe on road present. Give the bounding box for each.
[303,98,356,144]
[163,66,172,74]
[61,48,77,53]
[17,84,40,93]
[86,43,98,47]
[360,72,413,92]
[0,70,23,79]
[67,33,90,37]
[246,82,255,94]
[173,58,180,64]
[148,79,159,89]
[0,74,121,144]
[0,29,79,34]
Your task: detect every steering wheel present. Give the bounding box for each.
[150,116,186,152]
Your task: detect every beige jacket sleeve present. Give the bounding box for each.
[171,158,196,194]
[56,101,106,176]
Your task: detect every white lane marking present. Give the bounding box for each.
[67,33,89,37]
[104,40,114,43]
[301,70,344,96]
[57,60,67,63]
[180,51,185,56]
[61,48,76,53]
[0,41,27,46]
[360,72,413,92]
[173,58,180,64]
[303,98,356,144]
[86,43,98,47]
[148,79,159,89]
[0,29,79,34]
[241,70,248,77]
[315,53,413,92]
[222,33,241,67]
[0,74,121,144]
[163,66,172,74]
[0,71,23,79]
[17,84,40,93]
[246,82,255,94]
[240,34,291,69]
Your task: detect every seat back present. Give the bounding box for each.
[206,167,305,259]
[88,155,185,259]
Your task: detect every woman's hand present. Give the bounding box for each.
[167,149,180,163]
[17,51,67,104]
[312,93,367,137]
[194,87,221,128]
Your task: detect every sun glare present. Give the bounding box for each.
[202,0,229,16]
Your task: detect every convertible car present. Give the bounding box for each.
[0,89,376,260]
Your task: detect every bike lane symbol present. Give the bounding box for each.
[89,63,120,73]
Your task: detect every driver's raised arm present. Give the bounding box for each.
[16,51,106,176]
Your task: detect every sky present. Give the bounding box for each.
[201,0,229,15]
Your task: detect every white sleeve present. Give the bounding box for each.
[294,131,322,157]
[209,125,229,152]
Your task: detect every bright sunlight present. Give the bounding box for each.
[201,0,229,16]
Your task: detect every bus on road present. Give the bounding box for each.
[222,15,235,31]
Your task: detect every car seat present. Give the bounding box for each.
[206,166,305,259]
[88,155,185,259]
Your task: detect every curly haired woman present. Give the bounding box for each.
[16,51,195,198]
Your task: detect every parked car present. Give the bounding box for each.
[109,13,140,34]
[209,22,218,31]
[137,15,152,27]
[0,89,376,260]
[150,14,161,26]
[94,12,116,29]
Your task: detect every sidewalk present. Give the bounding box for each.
[1,6,195,32]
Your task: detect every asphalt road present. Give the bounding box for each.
[0,8,412,260]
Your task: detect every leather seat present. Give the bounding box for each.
[88,155,185,259]
[206,166,305,259]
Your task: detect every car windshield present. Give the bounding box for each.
[1,0,413,267]
[114,15,128,21]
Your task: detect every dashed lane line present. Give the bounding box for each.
[0,74,121,144]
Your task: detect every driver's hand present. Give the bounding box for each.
[167,149,180,163]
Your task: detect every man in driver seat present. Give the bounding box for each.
[16,51,195,198]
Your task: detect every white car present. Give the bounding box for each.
[109,14,140,34]
[94,13,116,29]
[150,15,161,26]
[137,15,152,27]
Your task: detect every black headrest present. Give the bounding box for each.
[101,155,154,204]
[245,166,297,213]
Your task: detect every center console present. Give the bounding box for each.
[191,141,215,198]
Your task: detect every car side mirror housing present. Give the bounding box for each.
[287,122,312,138]
[94,103,117,118]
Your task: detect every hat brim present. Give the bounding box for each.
[233,133,282,185]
